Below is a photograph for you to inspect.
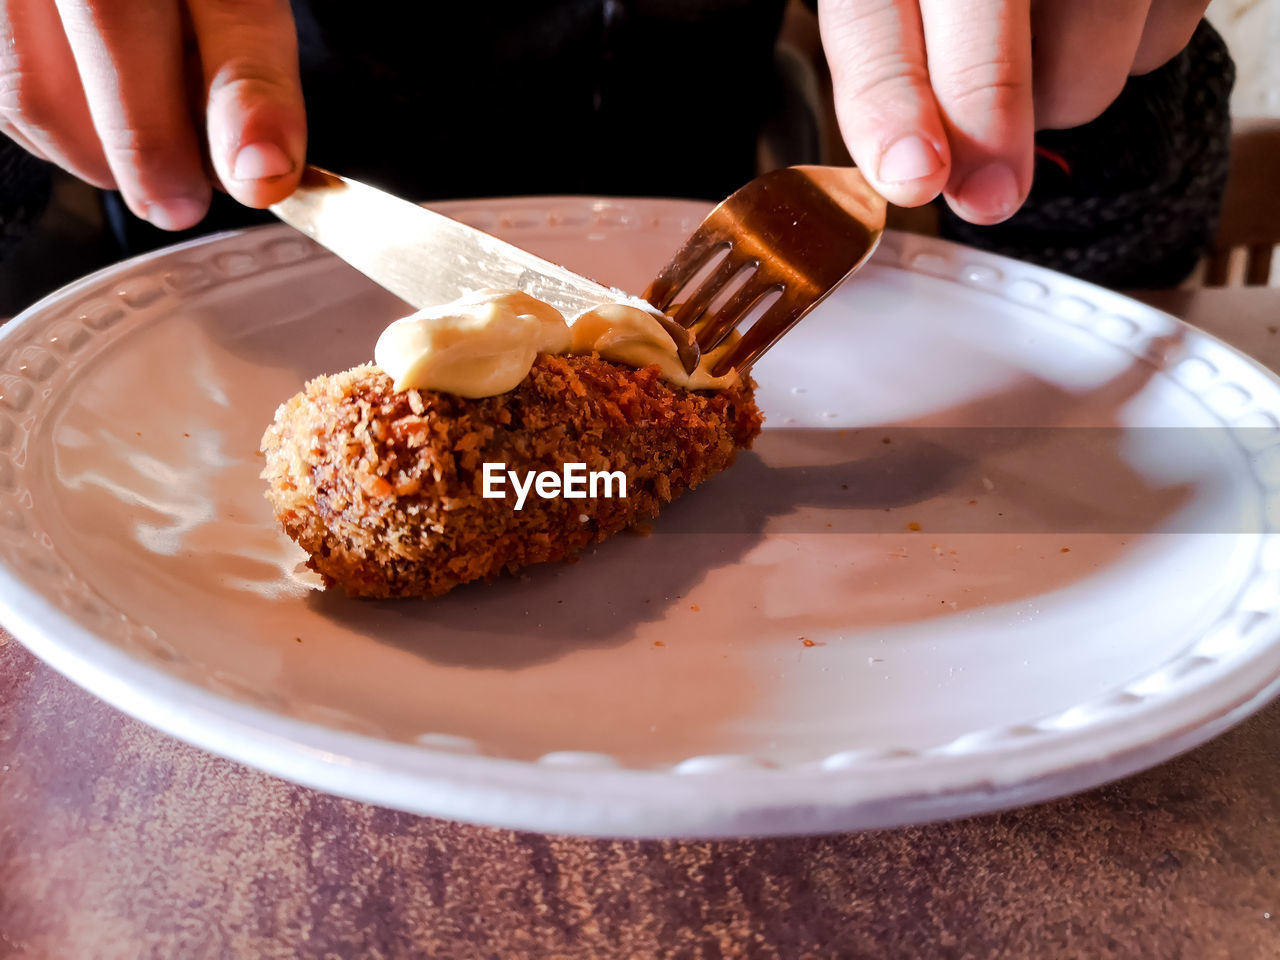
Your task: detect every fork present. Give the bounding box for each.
[643,165,887,377]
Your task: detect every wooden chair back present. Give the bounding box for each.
[1205,117,1280,286]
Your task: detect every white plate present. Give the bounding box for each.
[3,196,1280,838]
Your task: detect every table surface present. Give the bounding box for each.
[2,285,1279,959]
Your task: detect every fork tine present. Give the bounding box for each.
[694,277,780,351]
[643,232,731,313]
[668,254,756,328]
[710,292,806,376]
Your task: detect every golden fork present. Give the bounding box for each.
[644,166,887,376]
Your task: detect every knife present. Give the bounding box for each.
[269,166,701,373]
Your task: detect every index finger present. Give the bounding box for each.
[52,0,211,229]
[819,0,952,208]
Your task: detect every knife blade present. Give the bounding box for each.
[270,166,701,373]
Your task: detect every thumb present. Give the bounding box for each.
[188,0,306,207]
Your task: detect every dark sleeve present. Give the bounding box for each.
[937,19,1234,289]
[0,136,52,263]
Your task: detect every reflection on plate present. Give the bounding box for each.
[1,197,1279,837]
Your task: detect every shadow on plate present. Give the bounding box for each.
[303,332,1204,670]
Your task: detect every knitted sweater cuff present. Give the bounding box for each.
[938,19,1235,289]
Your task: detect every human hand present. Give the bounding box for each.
[817,0,1210,224]
[0,0,306,230]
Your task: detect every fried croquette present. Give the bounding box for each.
[260,355,763,598]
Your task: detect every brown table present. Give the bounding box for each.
[2,286,1278,959]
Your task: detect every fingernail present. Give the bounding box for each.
[953,163,1021,222]
[878,135,944,184]
[232,141,294,181]
[145,197,206,231]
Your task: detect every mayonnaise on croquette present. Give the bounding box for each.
[373,289,739,398]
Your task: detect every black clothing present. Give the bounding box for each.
[0,140,50,264]
[292,0,789,202]
[0,5,1238,304]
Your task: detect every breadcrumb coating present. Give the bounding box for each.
[260,355,762,598]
